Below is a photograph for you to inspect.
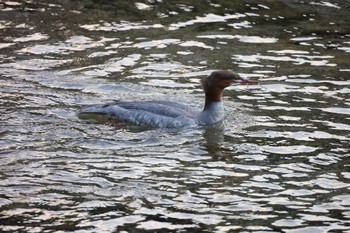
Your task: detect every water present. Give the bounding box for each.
[1,0,350,232]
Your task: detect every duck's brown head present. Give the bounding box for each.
[201,70,243,92]
[201,70,258,109]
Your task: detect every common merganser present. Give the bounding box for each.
[79,70,257,128]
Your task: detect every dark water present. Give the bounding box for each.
[1,0,350,232]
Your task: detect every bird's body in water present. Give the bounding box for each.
[78,70,258,128]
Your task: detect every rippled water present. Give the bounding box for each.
[1,0,350,232]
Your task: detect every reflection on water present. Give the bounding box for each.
[1,0,350,232]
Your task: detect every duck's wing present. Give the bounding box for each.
[79,101,197,128]
[116,101,198,118]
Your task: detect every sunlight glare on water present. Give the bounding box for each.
[0,0,350,232]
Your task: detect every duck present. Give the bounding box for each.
[78,70,258,128]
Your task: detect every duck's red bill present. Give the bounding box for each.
[239,80,259,85]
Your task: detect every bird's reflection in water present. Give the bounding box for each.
[202,121,225,155]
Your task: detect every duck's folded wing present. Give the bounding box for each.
[79,103,196,128]
[117,101,198,118]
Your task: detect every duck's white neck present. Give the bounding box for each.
[196,102,224,126]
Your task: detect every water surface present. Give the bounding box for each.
[1,0,350,232]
